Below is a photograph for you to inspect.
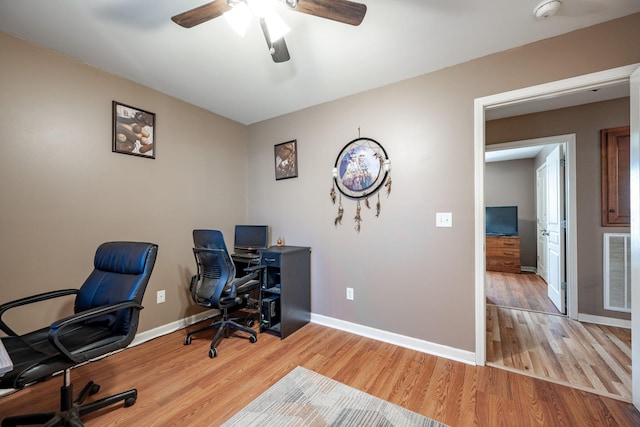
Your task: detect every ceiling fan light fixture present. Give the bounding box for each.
[224,2,252,36]
[533,0,562,19]
[263,11,290,43]
[247,0,274,18]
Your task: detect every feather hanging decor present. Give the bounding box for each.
[354,200,362,232]
[334,195,344,227]
[329,133,392,232]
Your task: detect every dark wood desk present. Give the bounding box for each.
[259,246,311,340]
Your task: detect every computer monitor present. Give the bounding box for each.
[234,225,269,253]
[486,206,518,236]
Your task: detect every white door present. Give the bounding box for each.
[546,145,566,314]
[536,163,548,282]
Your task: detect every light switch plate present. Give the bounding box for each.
[436,212,452,227]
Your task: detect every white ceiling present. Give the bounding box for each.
[1,0,639,125]
[486,80,630,120]
[485,146,545,163]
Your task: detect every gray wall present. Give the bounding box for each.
[485,159,536,268]
[1,13,639,351]
[246,14,640,351]
[487,98,631,320]
[0,32,249,333]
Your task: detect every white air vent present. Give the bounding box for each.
[603,233,631,313]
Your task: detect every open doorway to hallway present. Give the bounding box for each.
[474,63,640,409]
[485,136,573,317]
[477,69,637,403]
[482,137,633,400]
[481,136,634,401]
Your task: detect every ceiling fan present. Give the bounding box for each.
[171,0,367,63]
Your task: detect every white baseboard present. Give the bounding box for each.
[0,310,219,396]
[131,309,220,347]
[2,310,473,398]
[521,266,536,273]
[578,313,631,329]
[310,313,476,365]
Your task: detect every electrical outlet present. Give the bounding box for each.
[346,287,354,301]
[157,290,166,304]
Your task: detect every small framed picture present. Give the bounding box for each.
[112,101,156,159]
[274,140,298,180]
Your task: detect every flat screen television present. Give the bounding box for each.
[234,225,269,252]
[486,206,518,236]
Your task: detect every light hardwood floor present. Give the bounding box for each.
[1,321,639,426]
[486,271,632,402]
[486,271,560,315]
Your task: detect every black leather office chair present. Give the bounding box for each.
[185,229,259,358]
[0,241,158,427]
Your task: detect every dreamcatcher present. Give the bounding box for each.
[330,134,391,232]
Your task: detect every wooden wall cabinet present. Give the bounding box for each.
[601,126,630,226]
[486,236,521,274]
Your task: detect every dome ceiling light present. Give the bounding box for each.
[533,0,562,19]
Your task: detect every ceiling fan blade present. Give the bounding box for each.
[171,1,231,28]
[288,0,366,26]
[260,18,291,63]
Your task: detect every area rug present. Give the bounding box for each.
[222,366,448,426]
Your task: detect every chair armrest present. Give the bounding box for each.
[234,270,259,289]
[219,283,238,307]
[243,265,263,272]
[0,289,78,336]
[48,300,143,364]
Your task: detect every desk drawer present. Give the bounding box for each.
[486,236,520,273]
[487,256,521,273]
[487,257,520,269]
[487,238,519,249]
[486,247,520,258]
[261,252,281,267]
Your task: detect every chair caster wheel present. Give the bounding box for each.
[184,336,192,345]
[89,383,100,395]
[124,397,137,407]
[246,319,255,327]
[249,335,257,343]
[209,348,218,358]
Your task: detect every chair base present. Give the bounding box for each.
[185,311,257,357]
[1,373,137,427]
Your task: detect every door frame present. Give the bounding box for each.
[474,64,639,370]
[629,64,640,409]
[485,136,574,315]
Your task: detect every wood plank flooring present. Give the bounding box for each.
[486,271,561,315]
[1,322,639,426]
[486,272,632,402]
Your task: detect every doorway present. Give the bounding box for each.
[485,136,575,316]
[473,64,640,406]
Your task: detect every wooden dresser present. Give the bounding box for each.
[486,236,521,273]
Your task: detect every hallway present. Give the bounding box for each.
[486,271,632,402]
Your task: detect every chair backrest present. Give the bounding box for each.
[74,241,158,336]
[193,229,236,277]
[191,230,236,305]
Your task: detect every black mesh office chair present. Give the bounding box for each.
[185,229,259,358]
[0,241,158,427]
